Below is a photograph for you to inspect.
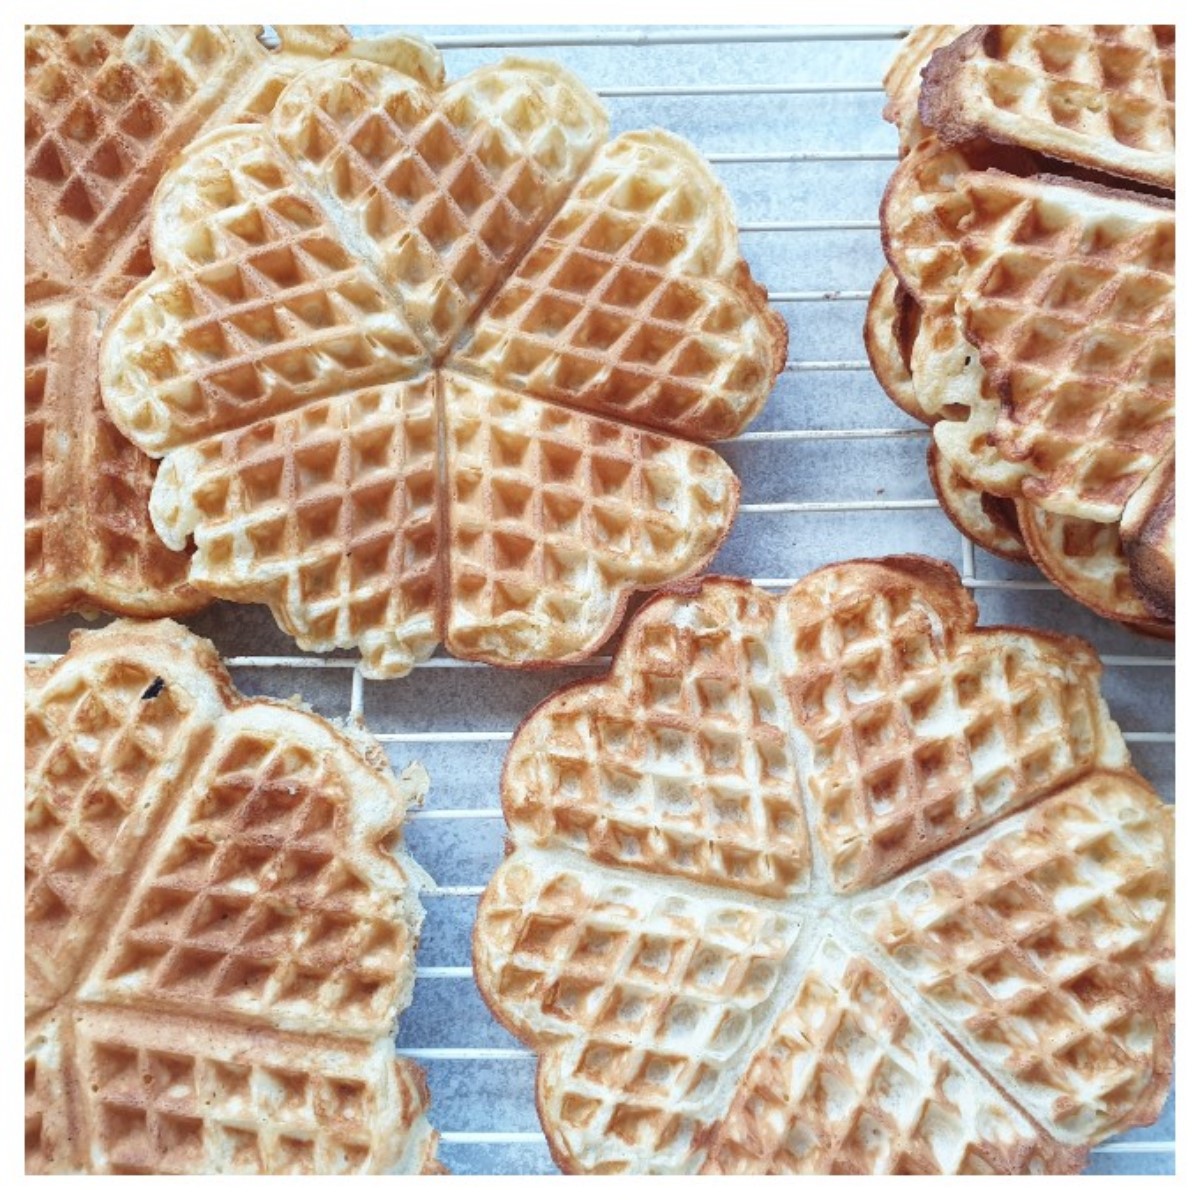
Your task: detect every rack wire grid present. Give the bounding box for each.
[26,24,1175,1176]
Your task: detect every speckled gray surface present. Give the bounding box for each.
[26,24,1174,1176]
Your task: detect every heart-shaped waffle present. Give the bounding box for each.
[474,557,1173,1173]
[24,24,443,625]
[100,50,785,676]
[26,619,441,1174]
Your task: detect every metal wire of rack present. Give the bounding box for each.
[25,24,1174,1176]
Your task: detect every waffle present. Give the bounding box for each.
[26,300,206,623]
[1119,452,1174,620]
[862,268,924,426]
[953,171,1174,524]
[476,557,1172,1173]
[1018,503,1172,636]
[871,32,1177,630]
[920,26,1175,189]
[928,443,1028,563]
[25,619,441,1174]
[99,51,781,675]
[451,131,786,441]
[881,147,1177,525]
[24,24,442,624]
[882,26,967,155]
[881,135,1036,321]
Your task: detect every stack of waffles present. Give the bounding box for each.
[864,26,1175,633]
[24,24,448,626]
[473,557,1174,1173]
[25,621,441,1173]
[97,45,787,677]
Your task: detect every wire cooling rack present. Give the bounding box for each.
[26,24,1174,1176]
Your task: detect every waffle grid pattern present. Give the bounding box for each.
[24,299,204,621]
[779,575,1111,890]
[25,624,437,1173]
[475,561,1172,1173]
[90,728,411,1033]
[445,376,735,661]
[70,1012,430,1174]
[922,26,1175,188]
[454,134,774,440]
[102,50,778,673]
[275,61,604,357]
[876,86,1175,630]
[25,26,253,270]
[854,771,1172,1140]
[24,24,405,624]
[704,939,1073,1173]
[956,172,1175,522]
[26,653,202,1010]
[504,580,808,896]
[478,858,798,1172]
[155,380,441,677]
[29,23,1175,1177]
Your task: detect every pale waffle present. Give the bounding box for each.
[25,620,441,1174]
[474,557,1174,1173]
[920,26,1175,190]
[100,50,783,675]
[24,24,443,624]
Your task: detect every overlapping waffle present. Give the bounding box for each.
[24,24,443,624]
[25,620,441,1174]
[919,26,1175,189]
[474,557,1173,1173]
[867,26,1175,632]
[864,266,1172,634]
[98,50,786,676]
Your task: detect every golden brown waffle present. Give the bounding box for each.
[26,301,205,623]
[928,443,1029,563]
[872,45,1176,624]
[475,557,1173,1173]
[954,171,1174,524]
[1120,452,1174,620]
[920,26,1175,189]
[442,374,737,664]
[878,139,1042,495]
[25,620,441,1174]
[99,51,781,675]
[451,131,786,441]
[881,135,1036,320]
[23,24,442,624]
[1017,503,1172,636]
[882,26,967,155]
